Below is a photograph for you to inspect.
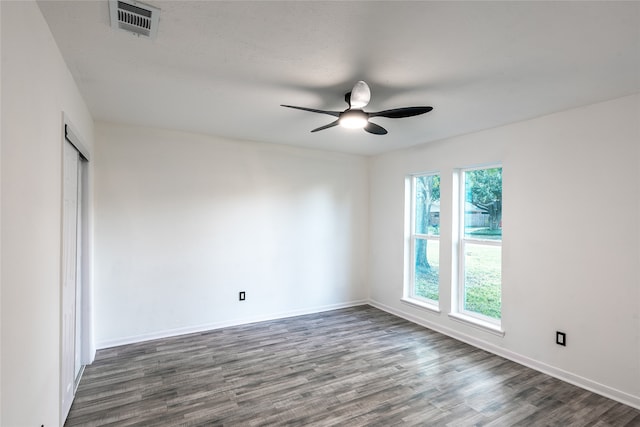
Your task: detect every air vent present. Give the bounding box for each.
[109,0,160,39]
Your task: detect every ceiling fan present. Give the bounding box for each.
[281,81,433,135]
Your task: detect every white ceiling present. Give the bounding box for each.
[38,1,640,156]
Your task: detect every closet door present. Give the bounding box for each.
[61,140,80,421]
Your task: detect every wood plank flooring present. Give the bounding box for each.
[65,306,640,426]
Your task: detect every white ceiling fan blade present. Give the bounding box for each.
[349,80,371,109]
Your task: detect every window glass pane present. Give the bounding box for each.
[463,243,501,319]
[414,175,440,236]
[414,238,439,301]
[464,168,502,240]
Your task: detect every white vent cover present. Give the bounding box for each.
[109,0,160,39]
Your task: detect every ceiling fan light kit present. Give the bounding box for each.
[281,81,433,135]
[339,110,368,129]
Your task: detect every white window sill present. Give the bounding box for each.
[401,297,441,314]
[448,312,505,337]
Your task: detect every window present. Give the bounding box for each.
[457,166,502,325]
[408,173,440,306]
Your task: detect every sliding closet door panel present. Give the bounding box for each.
[61,140,79,421]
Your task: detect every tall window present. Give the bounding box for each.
[458,166,502,324]
[410,173,440,304]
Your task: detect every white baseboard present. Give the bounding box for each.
[368,299,640,411]
[96,299,368,349]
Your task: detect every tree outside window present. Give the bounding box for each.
[412,174,440,302]
[460,166,502,321]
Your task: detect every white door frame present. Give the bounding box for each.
[60,115,94,424]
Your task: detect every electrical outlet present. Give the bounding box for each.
[239,291,246,301]
[556,331,566,346]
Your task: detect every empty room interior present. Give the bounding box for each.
[1,1,640,426]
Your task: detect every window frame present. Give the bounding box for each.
[455,165,503,329]
[406,172,441,309]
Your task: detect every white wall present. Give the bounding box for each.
[94,123,369,346]
[0,2,94,426]
[369,94,640,408]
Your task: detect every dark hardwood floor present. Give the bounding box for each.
[65,306,640,426]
